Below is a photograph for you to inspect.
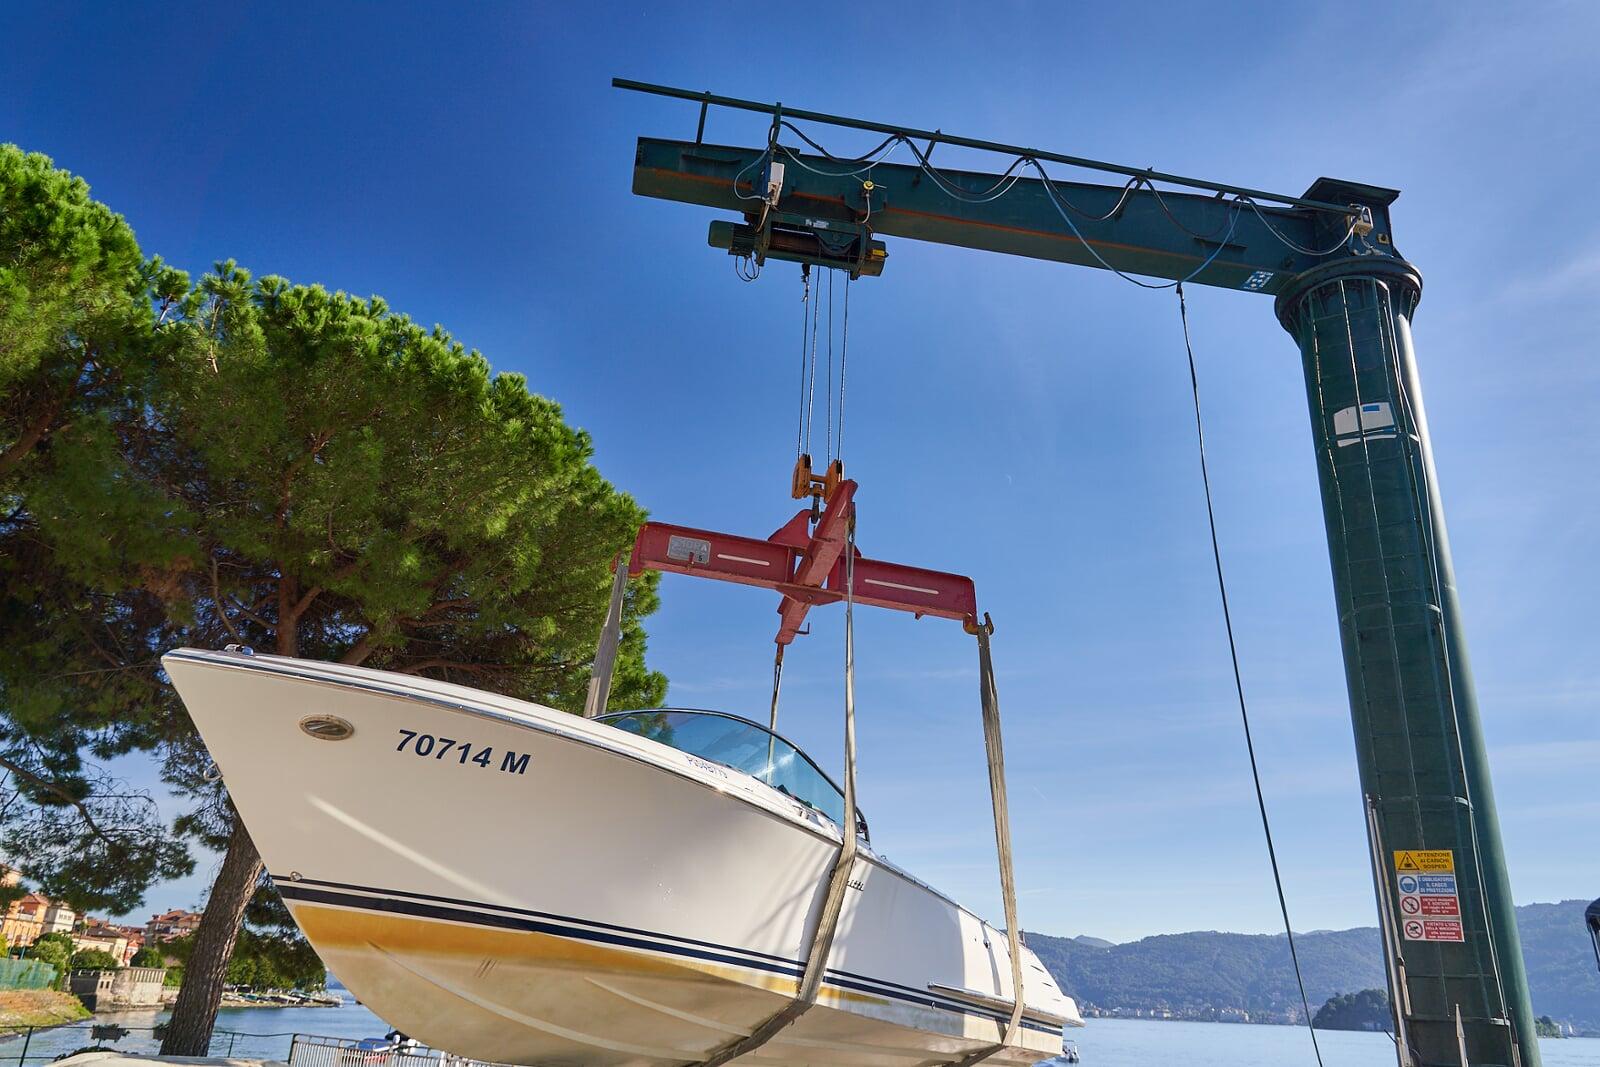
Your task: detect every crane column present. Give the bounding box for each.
[1277,257,1538,1067]
[613,76,1545,1067]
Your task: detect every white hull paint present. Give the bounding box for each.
[164,648,1079,1066]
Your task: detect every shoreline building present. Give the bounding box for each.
[2,891,75,950]
[144,908,202,943]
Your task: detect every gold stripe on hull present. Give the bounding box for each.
[291,903,1052,1066]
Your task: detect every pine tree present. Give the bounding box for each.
[1,148,664,1054]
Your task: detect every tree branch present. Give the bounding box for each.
[0,752,128,848]
[287,584,323,623]
[340,633,378,666]
[0,395,64,479]
[210,557,244,644]
[397,659,531,677]
[225,595,274,629]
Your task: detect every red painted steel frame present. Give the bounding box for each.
[626,480,977,645]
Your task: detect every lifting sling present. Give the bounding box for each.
[587,483,1031,1063]
[582,555,631,718]
[948,615,1026,1065]
[688,525,862,1067]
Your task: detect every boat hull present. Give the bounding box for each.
[164,649,1078,1066]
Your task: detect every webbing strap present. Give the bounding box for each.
[582,556,630,718]
[951,620,1028,1067]
[978,621,1027,1048]
[689,524,861,1067]
[938,620,1028,1067]
[765,645,784,789]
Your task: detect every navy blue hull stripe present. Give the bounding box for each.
[276,874,1053,1021]
[278,874,802,968]
[275,881,1060,1036]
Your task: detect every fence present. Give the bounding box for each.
[287,1034,514,1067]
[0,959,56,991]
[0,1023,289,1066]
[0,1027,516,1067]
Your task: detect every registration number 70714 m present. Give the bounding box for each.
[395,728,529,775]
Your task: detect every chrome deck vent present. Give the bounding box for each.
[299,714,355,741]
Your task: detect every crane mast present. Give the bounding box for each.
[615,78,1538,1067]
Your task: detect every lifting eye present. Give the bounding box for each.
[299,715,355,741]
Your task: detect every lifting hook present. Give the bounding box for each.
[791,453,844,503]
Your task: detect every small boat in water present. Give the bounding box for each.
[165,646,1081,1066]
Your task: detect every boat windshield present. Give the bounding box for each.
[598,709,863,836]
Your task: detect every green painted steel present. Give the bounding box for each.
[614,77,1357,213]
[620,85,1540,1065]
[1277,261,1537,1067]
[631,139,1398,295]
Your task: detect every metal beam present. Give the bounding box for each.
[626,496,978,648]
[632,138,1400,294]
[615,77,1361,214]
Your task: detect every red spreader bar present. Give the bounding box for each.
[627,479,978,645]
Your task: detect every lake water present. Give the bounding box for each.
[0,1001,388,1065]
[1067,1018,1600,1067]
[4,1003,1597,1066]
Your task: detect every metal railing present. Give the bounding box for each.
[0,1026,517,1067]
[1,1024,294,1066]
[287,1034,514,1067]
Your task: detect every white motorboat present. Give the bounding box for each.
[164,646,1081,1067]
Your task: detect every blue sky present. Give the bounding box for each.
[4,2,1596,944]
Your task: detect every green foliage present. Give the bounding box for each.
[1536,1015,1562,1038]
[23,931,74,989]
[222,927,325,990]
[69,948,121,972]
[2,147,663,1043]
[130,946,165,968]
[161,887,325,991]
[151,266,664,713]
[0,142,181,480]
[2,150,663,912]
[23,931,73,964]
[1312,988,1390,1031]
[0,146,193,913]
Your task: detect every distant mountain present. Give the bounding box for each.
[1030,900,1600,1033]
[1071,935,1115,950]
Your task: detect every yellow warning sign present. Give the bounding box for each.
[1394,849,1454,872]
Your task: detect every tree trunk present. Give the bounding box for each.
[0,396,62,479]
[160,815,265,1056]
[277,573,299,656]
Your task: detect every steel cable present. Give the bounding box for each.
[1177,283,1326,1067]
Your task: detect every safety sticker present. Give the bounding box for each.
[1401,918,1464,942]
[1334,402,1397,447]
[1397,850,1463,940]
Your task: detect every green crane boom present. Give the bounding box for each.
[616,78,1538,1067]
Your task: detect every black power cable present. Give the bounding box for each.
[1176,283,1326,1067]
